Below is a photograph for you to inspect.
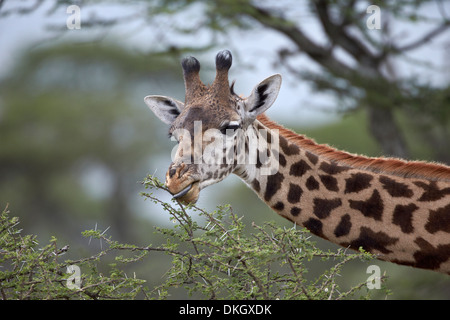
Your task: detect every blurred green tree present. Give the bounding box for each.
[19,0,448,162]
[0,43,182,243]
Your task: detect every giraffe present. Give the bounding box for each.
[145,50,450,275]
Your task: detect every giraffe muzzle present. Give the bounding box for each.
[169,181,200,204]
[173,183,192,199]
[165,163,201,204]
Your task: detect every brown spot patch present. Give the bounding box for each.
[313,198,342,219]
[264,172,284,202]
[414,181,450,202]
[413,237,450,270]
[272,201,285,211]
[344,173,373,194]
[278,153,287,167]
[291,207,301,216]
[279,136,300,156]
[349,190,383,221]
[287,183,303,204]
[319,174,339,192]
[304,218,324,237]
[290,160,311,177]
[425,203,450,234]
[392,203,418,234]
[305,151,318,165]
[334,214,352,237]
[305,176,319,190]
[319,161,350,175]
[379,175,413,198]
[345,227,399,254]
[252,179,261,193]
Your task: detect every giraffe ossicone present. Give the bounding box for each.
[145,50,450,275]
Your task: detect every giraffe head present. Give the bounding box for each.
[145,50,281,203]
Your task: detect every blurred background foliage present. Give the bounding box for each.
[1,0,450,299]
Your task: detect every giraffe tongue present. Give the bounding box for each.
[173,184,193,199]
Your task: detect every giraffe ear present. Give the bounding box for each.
[245,74,282,119]
[144,95,184,125]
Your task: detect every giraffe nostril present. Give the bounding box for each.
[168,163,190,180]
[169,168,177,178]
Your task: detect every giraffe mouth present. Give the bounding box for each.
[172,181,200,204]
[173,184,193,198]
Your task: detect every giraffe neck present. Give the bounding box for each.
[234,114,450,274]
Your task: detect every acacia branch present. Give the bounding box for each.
[313,0,379,67]
[392,20,450,53]
[0,0,44,17]
[245,3,354,77]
